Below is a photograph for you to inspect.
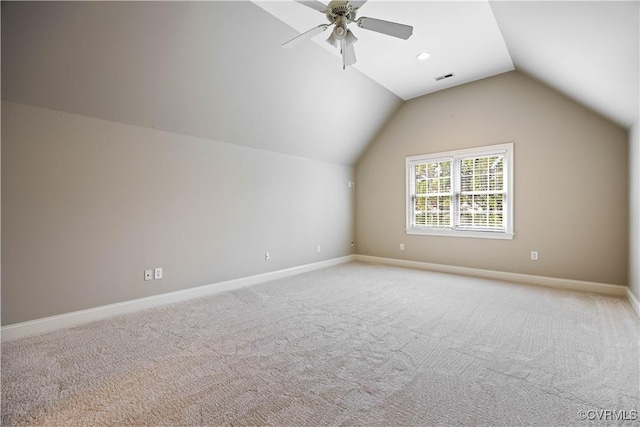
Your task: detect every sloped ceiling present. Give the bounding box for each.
[489,0,639,129]
[255,0,515,100]
[258,0,638,129]
[1,1,402,165]
[2,1,638,167]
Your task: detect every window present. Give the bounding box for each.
[406,143,514,239]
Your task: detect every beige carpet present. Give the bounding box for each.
[2,262,639,426]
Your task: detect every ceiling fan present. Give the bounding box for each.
[282,0,413,69]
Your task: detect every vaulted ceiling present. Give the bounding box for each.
[490,0,638,129]
[2,1,638,166]
[258,0,638,128]
[256,1,516,100]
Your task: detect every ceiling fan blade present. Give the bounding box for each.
[341,39,346,70]
[350,1,368,9]
[357,17,413,40]
[282,24,329,49]
[295,0,328,13]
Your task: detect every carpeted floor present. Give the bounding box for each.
[2,262,639,426]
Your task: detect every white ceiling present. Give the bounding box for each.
[2,1,638,168]
[490,0,639,128]
[255,0,515,100]
[257,0,639,128]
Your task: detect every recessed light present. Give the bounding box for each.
[417,52,431,61]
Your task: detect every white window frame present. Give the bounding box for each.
[406,143,514,240]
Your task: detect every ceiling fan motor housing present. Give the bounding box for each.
[326,1,357,22]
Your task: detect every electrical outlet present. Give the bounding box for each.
[316,245,321,253]
[348,181,355,188]
[531,251,539,261]
[400,243,405,251]
[144,270,153,281]
[154,267,163,279]
[265,252,270,261]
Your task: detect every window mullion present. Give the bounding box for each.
[453,156,460,230]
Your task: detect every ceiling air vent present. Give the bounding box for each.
[435,73,455,82]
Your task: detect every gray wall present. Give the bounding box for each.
[2,102,355,325]
[356,71,629,286]
[630,118,640,300]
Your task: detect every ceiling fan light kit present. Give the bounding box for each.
[282,0,413,69]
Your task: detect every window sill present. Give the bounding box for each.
[406,228,515,240]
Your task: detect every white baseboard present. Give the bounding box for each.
[355,254,630,299]
[1,255,355,341]
[4,254,636,341]
[627,288,640,318]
